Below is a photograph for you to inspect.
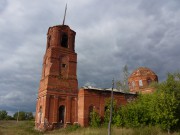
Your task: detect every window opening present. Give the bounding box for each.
[139,80,143,86]
[147,78,152,85]
[62,64,66,68]
[61,33,68,48]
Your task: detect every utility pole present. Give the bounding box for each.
[108,78,114,135]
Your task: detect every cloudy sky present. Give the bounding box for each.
[0,0,180,114]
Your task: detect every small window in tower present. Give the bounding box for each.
[61,33,68,48]
[139,80,143,86]
[147,78,152,85]
[62,64,66,68]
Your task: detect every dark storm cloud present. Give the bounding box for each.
[75,0,180,87]
[0,0,180,114]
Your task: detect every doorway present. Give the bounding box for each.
[59,105,65,124]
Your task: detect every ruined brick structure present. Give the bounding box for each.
[35,25,78,130]
[128,67,158,93]
[35,24,156,130]
[78,87,136,127]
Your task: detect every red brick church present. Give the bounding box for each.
[35,23,158,130]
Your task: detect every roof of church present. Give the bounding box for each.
[81,86,136,95]
[129,67,157,78]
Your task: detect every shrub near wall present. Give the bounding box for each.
[116,73,180,133]
[103,99,118,126]
[89,109,101,128]
[104,73,180,133]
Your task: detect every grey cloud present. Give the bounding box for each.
[138,0,180,19]
[77,0,180,88]
[0,0,8,13]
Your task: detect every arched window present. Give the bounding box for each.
[132,81,135,89]
[139,80,143,87]
[147,78,152,85]
[61,33,68,48]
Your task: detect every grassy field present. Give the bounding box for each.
[0,121,179,135]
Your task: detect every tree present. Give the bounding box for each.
[5,115,14,120]
[151,73,180,133]
[114,73,180,133]
[116,65,130,93]
[0,110,8,120]
[14,111,26,120]
[122,65,129,91]
[13,111,34,121]
[153,91,178,133]
[26,112,34,120]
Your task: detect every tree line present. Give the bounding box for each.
[90,73,180,133]
[0,110,34,120]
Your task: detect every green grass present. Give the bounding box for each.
[0,120,42,135]
[0,121,179,135]
[45,126,180,135]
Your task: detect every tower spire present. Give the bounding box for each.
[62,3,67,25]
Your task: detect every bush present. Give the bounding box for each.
[89,109,101,127]
[112,73,180,133]
[103,98,118,125]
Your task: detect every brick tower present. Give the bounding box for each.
[35,24,78,130]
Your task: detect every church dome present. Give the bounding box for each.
[129,67,157,77]
[128,67,158,93]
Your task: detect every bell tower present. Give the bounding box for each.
[35,24,78,130]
